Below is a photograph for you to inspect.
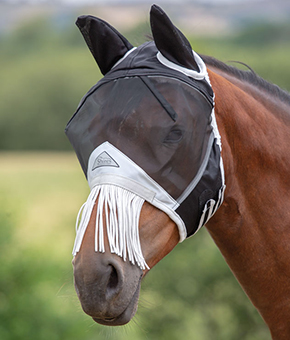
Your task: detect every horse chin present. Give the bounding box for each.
[92,280,141,326]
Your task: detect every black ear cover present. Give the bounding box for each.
[150,5,199,71]
[76,15,133,75]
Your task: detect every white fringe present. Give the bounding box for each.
[72,184,149,271]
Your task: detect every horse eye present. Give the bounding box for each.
[164,129,184,143]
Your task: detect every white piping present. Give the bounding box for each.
[157,50,208,81]
[112,47,137,69]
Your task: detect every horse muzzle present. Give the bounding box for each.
[73,252,143,326]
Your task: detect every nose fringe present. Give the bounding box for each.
[73,184,149,270]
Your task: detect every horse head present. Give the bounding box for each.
[66,5,224,326]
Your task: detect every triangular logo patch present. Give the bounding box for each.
[92,151,119,170]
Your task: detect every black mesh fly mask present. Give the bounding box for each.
[65,7,225,270]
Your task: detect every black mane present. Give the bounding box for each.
[202,55,290,106]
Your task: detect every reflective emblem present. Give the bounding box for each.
[92,151,119,170]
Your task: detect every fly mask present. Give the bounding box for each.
[65,5,225,270]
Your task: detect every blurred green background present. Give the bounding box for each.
[1,0,290,339]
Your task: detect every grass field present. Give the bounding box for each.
[0,153,271,340]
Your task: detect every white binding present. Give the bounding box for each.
[157,50,208,80]
[112,47,137,69]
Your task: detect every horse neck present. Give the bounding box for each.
[206,68,290,339]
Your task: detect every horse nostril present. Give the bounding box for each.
[105,262,124,300]
[108,265,118,290]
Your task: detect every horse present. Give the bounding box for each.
[65,5,290,339]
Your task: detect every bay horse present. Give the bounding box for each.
[66,5,290,339]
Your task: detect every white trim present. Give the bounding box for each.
[177,133,214,204]
[210,106,222,149]
[151,197,187,241]
[157,50,208,81]
[112,47,137,69]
